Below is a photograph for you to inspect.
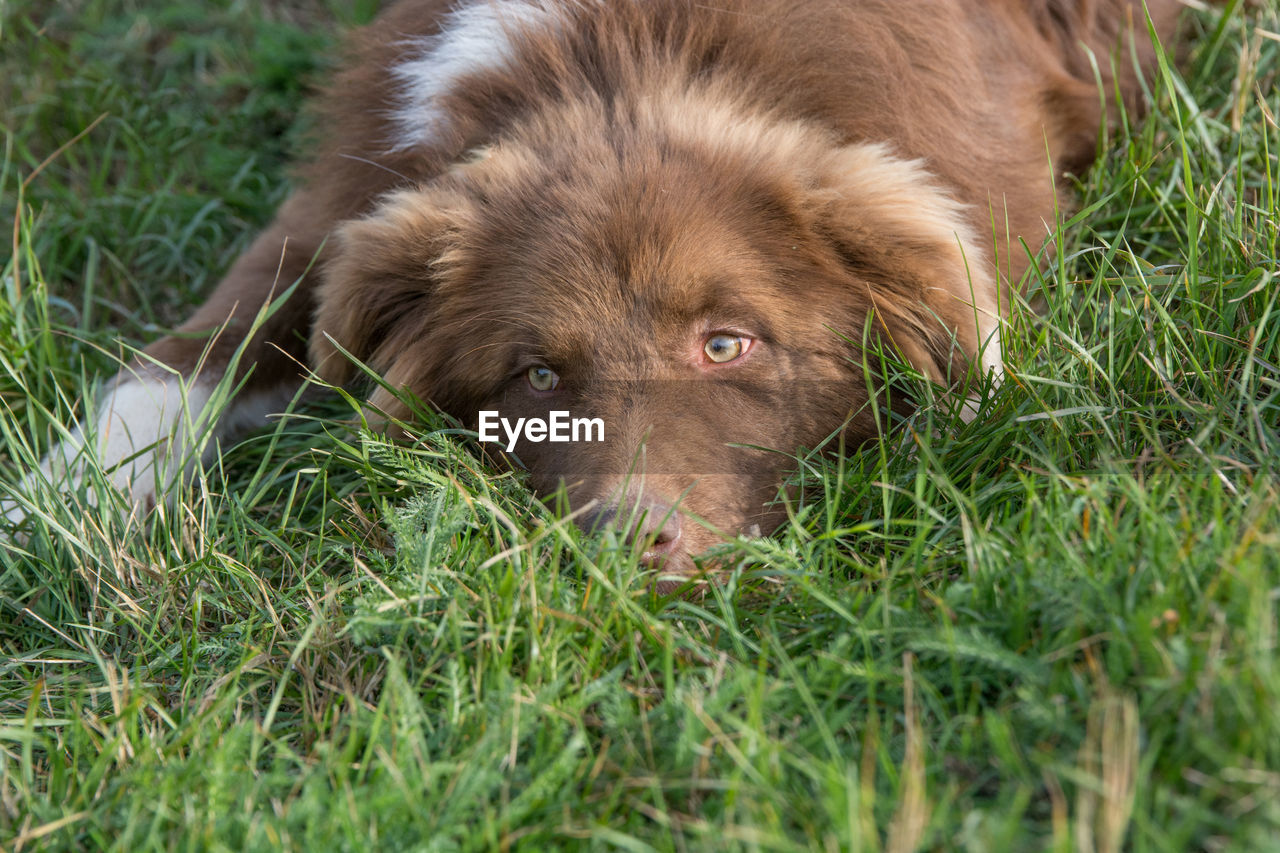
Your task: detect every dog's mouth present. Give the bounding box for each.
[643,544,716,596]
[570,494,703,589]
[581,500,771,595]
[642,537,769,597]
[533,458,799,594]
[639,521,704,572]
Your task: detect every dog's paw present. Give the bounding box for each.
[2,373,213,535]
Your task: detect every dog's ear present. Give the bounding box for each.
[1029,0,1101,45]
[1029,0,1183,133]
[310,186,474,389]
[1029,0,1179,51]
[815,142,1003,387]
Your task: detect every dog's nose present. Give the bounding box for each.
[635,507,683,565]
[580,494,683,565]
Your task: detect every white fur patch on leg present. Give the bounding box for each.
[92,375,213,510]
[3,374,213,529]
[2,368,302,537]
[389,1,559,151]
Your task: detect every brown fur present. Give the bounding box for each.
[116,0,1189,577]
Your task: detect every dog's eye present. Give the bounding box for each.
[703,334,748,364]
[527,366,560,392]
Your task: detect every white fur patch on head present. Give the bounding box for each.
[389,1,561,151]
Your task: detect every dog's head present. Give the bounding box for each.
[312,91,999,578]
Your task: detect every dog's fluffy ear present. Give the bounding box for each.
[1030,0,1184,128]
[310,186,474,388]
[1029,0,1178,50]
[815,142,1003,387]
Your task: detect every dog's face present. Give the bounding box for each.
[313,97,997,575]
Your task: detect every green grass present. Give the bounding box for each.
[2,1,1279,849]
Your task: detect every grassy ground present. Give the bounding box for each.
[2,0,1279,849]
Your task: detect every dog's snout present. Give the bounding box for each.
[580,492,683,565]
[636,508,683,564]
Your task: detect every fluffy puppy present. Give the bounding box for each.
[10,0,1187,577]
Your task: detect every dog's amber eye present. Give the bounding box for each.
[527,366,560,391]
[704,334,747,364]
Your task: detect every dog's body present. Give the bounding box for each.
[13,0,1186,575]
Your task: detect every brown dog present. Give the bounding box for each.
[10,0,1187,577]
